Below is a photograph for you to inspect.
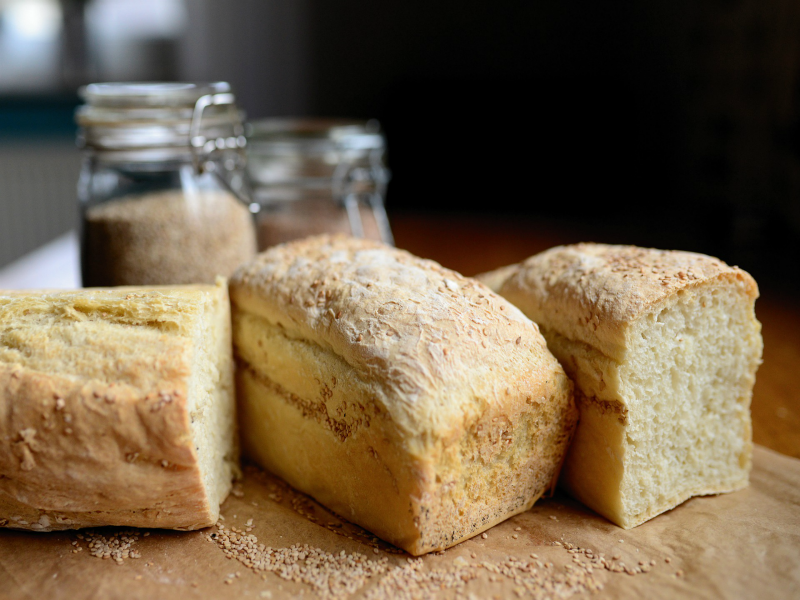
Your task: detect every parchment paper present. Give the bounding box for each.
[1,445,798,600]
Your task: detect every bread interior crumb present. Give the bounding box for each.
[618,284,760,521]
[187,289,238,520]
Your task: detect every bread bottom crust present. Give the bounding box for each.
[238,362,577,555]
[0,498,217,532]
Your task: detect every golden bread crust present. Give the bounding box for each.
[230,235,566,441]
[499,243,759,360]
[230,235,577,554]
[487,243,761,529]
[0,283,235,531]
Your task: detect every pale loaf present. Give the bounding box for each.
[481,243,762,528]
[229,235,577,555]
[0,280,238,531]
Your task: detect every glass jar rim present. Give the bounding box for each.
[247,118,385,155]
[76,81,243,154]
[79,81,231,108]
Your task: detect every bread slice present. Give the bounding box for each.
[482,244,762,528]
[0,280,238,531]
[229,235,577,555]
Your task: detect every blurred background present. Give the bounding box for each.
[1,0,799,293]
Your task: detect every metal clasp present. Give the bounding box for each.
[189,92,246,174]
[189,92,257,212]
[332,146,393,246]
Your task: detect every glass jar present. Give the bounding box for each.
[246,118,393,249]
[76,82,258,287]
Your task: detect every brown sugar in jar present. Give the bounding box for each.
[247,118,393,249]
[256,198,382,249]
[83,189,256,286]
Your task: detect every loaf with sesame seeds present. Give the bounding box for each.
[479,243,762,528]
[0,280,238,531]
[229,235,577,555]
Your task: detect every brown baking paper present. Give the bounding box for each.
[1,445,798,600]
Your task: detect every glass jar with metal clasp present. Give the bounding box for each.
[76,81,258,287]
[246,118,393,249]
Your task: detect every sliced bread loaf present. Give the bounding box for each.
[230,235,577,554]
[0,280,238,531]
[483,244,762,528]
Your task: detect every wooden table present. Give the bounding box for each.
[391,211,800,460]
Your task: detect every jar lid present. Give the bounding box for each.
[80,82,230,108]
[247,118,385,156]
[246,118,385,186]
[76,81,243,156]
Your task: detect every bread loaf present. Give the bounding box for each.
[229,235,577,555]
[0,280,238,531]
[482,243,762,528]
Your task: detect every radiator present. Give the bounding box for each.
[0,140,81,268]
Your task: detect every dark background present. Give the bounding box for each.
[299,1,800,291]
[1,0,799,291]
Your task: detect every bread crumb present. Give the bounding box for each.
[203,472,662,600]
[77,530,142,563]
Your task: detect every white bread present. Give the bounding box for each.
[0,280,238,531]
[481,243,762,528]
[229,235,577,555]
